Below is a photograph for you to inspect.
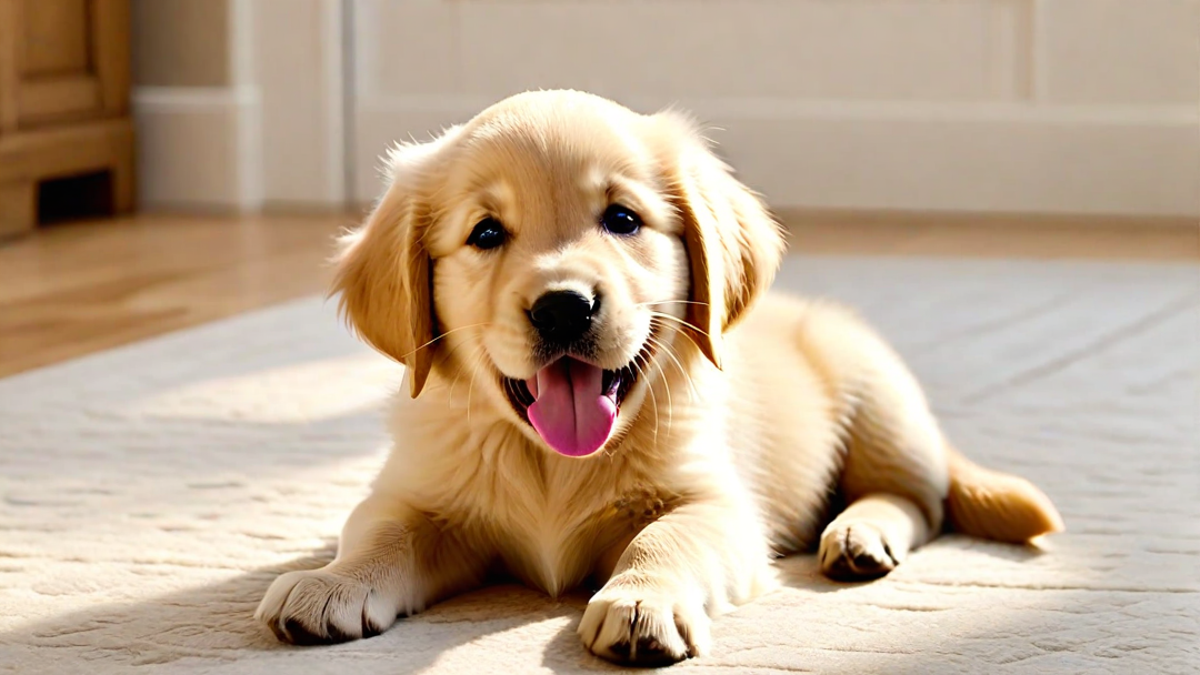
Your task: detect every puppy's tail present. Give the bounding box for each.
[945,445,1064,543]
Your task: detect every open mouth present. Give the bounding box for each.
[503,356,642,458]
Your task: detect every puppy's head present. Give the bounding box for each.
[333,91,784,458]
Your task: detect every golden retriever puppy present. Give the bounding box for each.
[256,90,1064,665]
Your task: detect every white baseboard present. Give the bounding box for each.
[133,86,263,212]
[354,96,1200,217]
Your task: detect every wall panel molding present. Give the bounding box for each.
[132,85,260,211]
[132,0,347,212]
[355,96,1199,216]
[348,0,1200,217]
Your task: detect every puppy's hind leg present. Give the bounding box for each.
[819,492,933,580]
[818,395,948,580]
[803,305,1064,580]
[800,307,950,581]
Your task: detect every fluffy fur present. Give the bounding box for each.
[255,90,1064,665]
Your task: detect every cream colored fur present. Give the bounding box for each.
[255,90,1064,665]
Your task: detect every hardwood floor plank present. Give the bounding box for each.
[0,213,351,376]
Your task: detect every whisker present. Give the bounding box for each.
[636,300,710,308]
[446,342,485,409]
[645,330,696,417]
[647,320,701,403]
[648,312,708,355]
[646,311,712,340]
[393,322,493,361]
[644,328,686,380]
[643,340,673,442]
[627,351,660,448]
[464,343,491,425]
[645,334,690,404]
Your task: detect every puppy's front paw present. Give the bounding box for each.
[578,579,710,666]
[819,521,901,580]
[255,568,396,645]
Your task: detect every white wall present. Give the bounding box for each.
[132,0,1200,217]
[351,0,1200,217]
[133,0,346,212]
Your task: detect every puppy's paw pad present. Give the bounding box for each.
[578,589,709,666]
[255,569,393,645]
[819,522,900,581]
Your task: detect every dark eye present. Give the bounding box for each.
[600,204,642,236]
[467,217,507,250]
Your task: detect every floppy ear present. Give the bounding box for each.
[652,112,787,370]
[330,126,461,398]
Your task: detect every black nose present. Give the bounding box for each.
[529,291,596,345]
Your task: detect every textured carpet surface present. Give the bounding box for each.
[1,256,1197,674]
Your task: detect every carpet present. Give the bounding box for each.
[1,255,1197,674]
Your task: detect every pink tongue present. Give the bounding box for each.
[527,359,616,457]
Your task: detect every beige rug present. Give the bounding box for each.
[1,255,1197,674]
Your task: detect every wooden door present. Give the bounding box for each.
[0,0,130,131]
[0,0,133,238]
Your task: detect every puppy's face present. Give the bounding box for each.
[334,91,784,458]
[427,110,689,457]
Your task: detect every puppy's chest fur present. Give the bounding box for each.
[490,467,676,596]
[399,415,674,595]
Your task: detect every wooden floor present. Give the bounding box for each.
[0,210,1196,378]
[0,213,354,377]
